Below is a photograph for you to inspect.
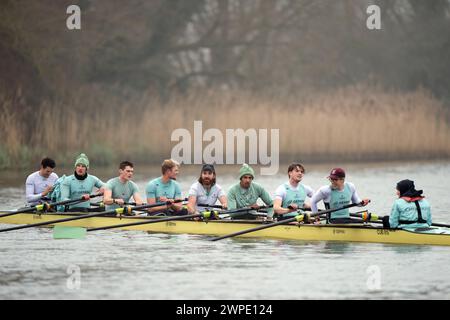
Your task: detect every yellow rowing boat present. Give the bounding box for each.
[1,212,450,246]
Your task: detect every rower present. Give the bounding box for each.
[273,163,314,221]
[311,168,370,224]
[103,161,145,214]
[146,159,186,216]
[383,179,432,229]
[60,153,106,212]
[227,163,273,219]
[187,164,227,214]
[25,157,58,206]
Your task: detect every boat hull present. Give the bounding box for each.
[1,212,450,246]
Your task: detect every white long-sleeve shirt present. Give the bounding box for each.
[311,182,362,213]
[25,171,58,205]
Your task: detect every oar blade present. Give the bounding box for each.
[53,226,87,239]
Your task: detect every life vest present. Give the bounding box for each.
[281,183,306,209]
[399,196,427,224]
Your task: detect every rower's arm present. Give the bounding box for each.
[311,189,326,213]
[103,189,114,205]
[218,195,227,209]
[187,196,197,214]
[132,192,144,206]
[170,185,183,211]
[273,185,291,215]
[25,177,43,204]
[146,197,168,213]
[227,190,237,210]
[273,198,292,215]
[351,187,363,204]
[260,187,273,207]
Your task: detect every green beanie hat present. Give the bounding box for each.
[75,153,90,169]
[239,163,255,180]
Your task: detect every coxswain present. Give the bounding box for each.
[383,179,432,229]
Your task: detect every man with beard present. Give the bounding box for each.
[103,161,145,213]
[273,163,314,221]
[60,153,106,212]
[227,164,273,218]
[187,164,227,214]
[25,157,59,206]
[146,159,185,215]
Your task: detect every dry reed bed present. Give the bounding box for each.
[0,86,449,168]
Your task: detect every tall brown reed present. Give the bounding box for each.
[1,85,449,169]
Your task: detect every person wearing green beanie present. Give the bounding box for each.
[74,153,90,169]
[239,163,255,180]
[60,153,106,212]
[227,164,273,219]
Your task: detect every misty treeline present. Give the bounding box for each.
[1,0,450,168]
[1,0,450,106]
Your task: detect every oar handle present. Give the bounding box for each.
[0,193,104,219]
[88,203,260,233]
[52,193,103,208]
[0,199,187,233]
[197,204,225,209]
[211,202,361,241]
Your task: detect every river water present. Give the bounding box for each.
[1,161,450,299]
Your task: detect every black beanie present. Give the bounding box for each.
[396,179,423,197]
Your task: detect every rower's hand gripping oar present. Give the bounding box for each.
[86,206,267,232]
[0,199,187,233]
[0,194,102,219]
[211,202,364,241]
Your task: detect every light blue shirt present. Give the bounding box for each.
[389,198,432,229]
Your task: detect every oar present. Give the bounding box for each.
[217,206,272,219]
[87,206,262,233]
[211,202,363,241]
[0,194,102,219]
[351,212,450,228]
[0,199,186,233]
[197,204,226,209]
[198,204,273,209]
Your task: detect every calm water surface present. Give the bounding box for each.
[1,161,450,299]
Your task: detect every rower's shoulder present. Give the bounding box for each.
[227,183,240,193]
[317,185,331,193]
[50,172,59,178]
[25,171,39,181]
[106,177,118,185]
[146,177,161,187]
[345,181,356,189]
[252,182,270,194]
